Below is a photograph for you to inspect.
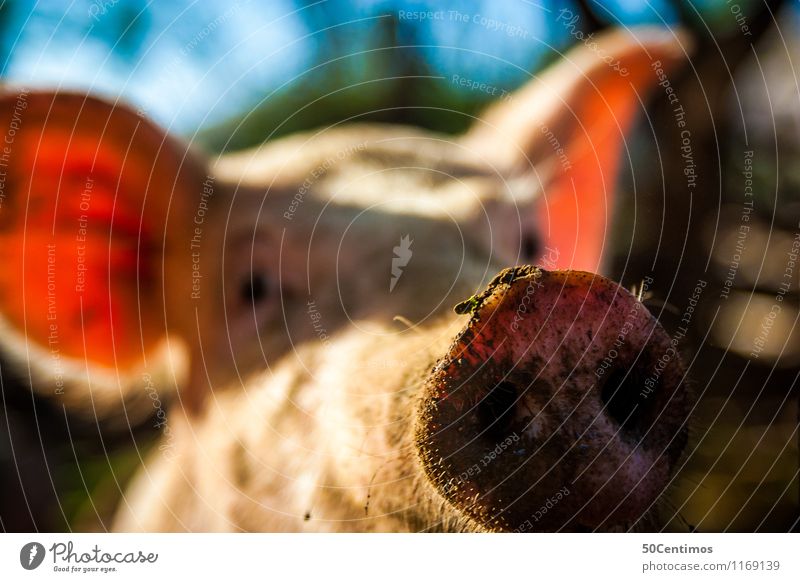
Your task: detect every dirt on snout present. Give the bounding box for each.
[416,267,689,532]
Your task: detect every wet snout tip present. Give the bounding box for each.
[416,267,689,531]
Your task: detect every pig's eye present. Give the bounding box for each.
[521,232,540,260]
[241,272,271,305]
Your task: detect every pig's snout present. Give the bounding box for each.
[415,267,688,531]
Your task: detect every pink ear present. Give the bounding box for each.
[534,68,656,271]
[0,91,201,370]
[464,28,692,271]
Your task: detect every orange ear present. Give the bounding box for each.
[464,28,692,272]
[0,91,201,373]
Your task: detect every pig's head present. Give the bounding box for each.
[0,27,691,531]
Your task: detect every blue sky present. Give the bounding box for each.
[0,0,758,132]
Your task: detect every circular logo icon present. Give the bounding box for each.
[19,542,46,570]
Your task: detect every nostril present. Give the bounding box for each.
[477,381,518,442]
[600,367,657,436]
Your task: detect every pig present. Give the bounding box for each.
[0,27,691,532]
